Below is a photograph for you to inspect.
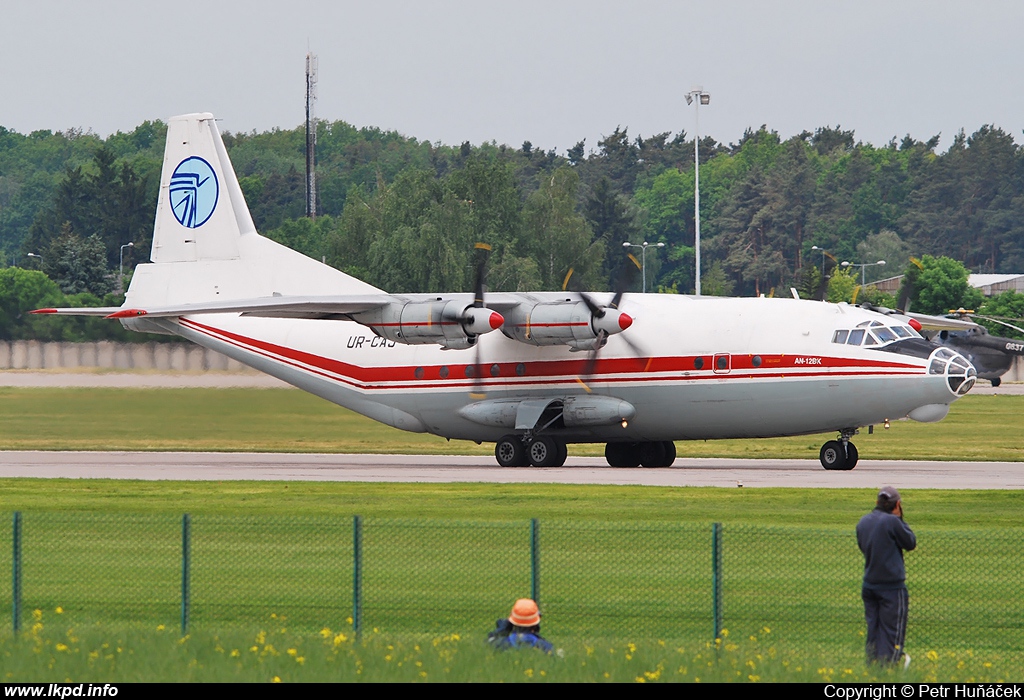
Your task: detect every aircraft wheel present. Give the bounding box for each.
[605,442,641,468]
[842,442,859,471]
[555,440,568,468]
[495,435,528,467]
[661,440,677,467]
[819,440,847,471]
[992,377,1002,388]
[527,436,561,467]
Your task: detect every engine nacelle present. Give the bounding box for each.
[501,301,632,350]
[353,300,503,350]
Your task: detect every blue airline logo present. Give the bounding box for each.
[169,156,219,228]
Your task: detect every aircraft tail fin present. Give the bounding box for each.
[151,113,252,263]
[129,113,378,307]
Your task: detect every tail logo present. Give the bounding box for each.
[169,156,219,228]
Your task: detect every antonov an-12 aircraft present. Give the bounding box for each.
[35,113,978,470]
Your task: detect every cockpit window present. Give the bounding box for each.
[833,330,849,344]
[848,329,865,345]
[891,326,910,338]
[874,327,897,343]
[863,333,878,346]
[856,321,871,328]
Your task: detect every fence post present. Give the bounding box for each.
[181,514,190,634]
[12,512,21,634]
[530,518,540,605]
[712,522,723,641]
[353,515,362,638]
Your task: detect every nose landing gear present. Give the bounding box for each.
[819,429,859,470]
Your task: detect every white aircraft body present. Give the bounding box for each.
[36,113,978,470]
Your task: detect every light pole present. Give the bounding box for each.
[622,241,665,293]
[810,245,836,300]
[841,259,886,286]
[26,252,42,268]
[120,242,134,293]
[685,86,710,295]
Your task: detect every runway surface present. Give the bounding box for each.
[0,451,1020,489]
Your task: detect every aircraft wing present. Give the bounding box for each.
[33,294,396,320]
[905,312,980,332]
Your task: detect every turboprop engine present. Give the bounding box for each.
[500,301,632,350]
[353,300,504,350]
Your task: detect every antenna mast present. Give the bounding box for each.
[305,51,318,218]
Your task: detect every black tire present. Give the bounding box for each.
[554,440,568,467]
[992,377,1002,388]
[527,436,560,467]
[640,441,667,468]
[605,442,641,468]
[495,435,527,467]
[661,440,677,467]
[842,442,859,471]
[820,440,847,470]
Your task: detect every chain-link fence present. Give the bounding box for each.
[4,512,1022,652]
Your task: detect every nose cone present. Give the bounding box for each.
[489,311,504,330]
[930,348,976,396]
[618,312,633,331]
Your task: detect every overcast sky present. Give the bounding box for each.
[3,1,1023,155]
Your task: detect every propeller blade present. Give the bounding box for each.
[971,314,1024,337]
[469,341,486,399]
[472,242,491,308]
[469,242,492,399]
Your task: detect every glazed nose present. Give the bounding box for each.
[929,348,976,396]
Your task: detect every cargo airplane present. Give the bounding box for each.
[34,113,978,470]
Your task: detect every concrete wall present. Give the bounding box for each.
[0,341,247,371]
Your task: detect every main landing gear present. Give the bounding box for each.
[819,429,859,471]
[494,436,677,468]
[605,441,676,468]
[495,434,567,468]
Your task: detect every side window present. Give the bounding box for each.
[833,330,849,344]
[848,329,865,345]
[863,333,878,346]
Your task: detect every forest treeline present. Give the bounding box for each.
[2,116,1024,340]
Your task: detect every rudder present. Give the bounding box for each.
[151,113,254,263]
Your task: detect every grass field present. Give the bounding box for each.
[2,623,1018,683]
[1,386,1022,682]
[0,387,1021,460]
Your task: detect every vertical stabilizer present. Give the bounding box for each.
[151,113,255,263]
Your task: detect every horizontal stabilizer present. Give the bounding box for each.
[31,307,123,317]
[35,295,395,320]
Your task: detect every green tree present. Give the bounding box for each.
[43,224,113,295]
[521,167,601,290]
[899,255,983,314]
[0,267,63,340]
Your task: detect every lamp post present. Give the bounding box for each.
[841,259,886,286]
[810,245,836,300]
[685,86,710,295]
[622,241,665,293]
[26,253,42,268]
[120,242,134,293]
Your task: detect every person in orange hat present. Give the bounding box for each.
[487,598,553,653]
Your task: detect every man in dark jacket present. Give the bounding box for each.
[857,486,916,668]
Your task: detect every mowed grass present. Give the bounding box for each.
[0,386,1021,460]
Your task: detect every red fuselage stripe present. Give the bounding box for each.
[178,318,925,392]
